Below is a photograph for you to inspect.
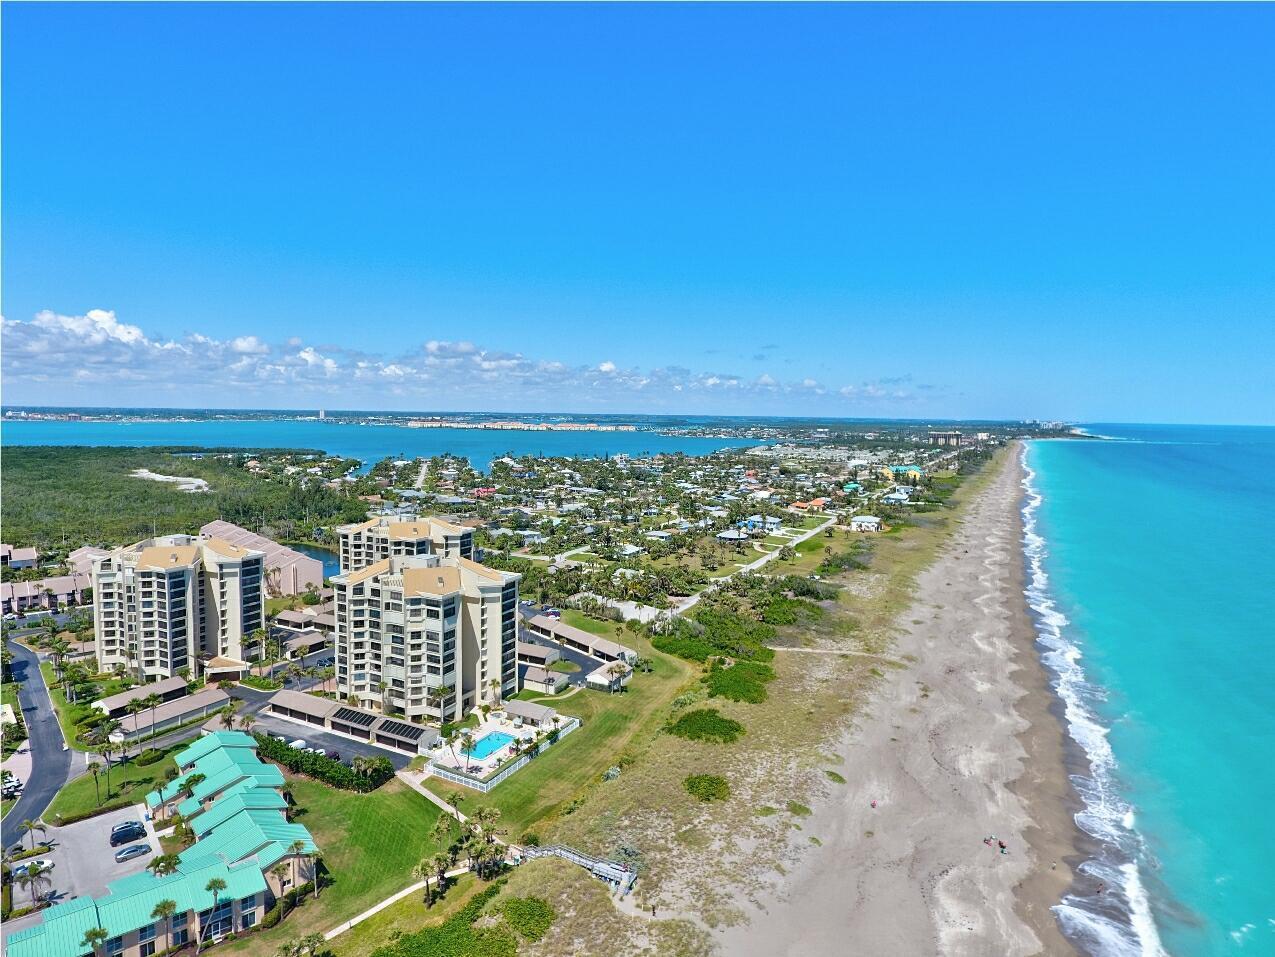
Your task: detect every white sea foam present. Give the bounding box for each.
[1021,445,1168,957]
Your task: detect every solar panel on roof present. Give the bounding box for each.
[332,707,377,727]
[376,719,425,740]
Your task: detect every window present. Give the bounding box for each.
[106,937,124,956]
[240,894,257,910]
[241,911,257,930]
[139,923,157,942]
[140,942,156,957]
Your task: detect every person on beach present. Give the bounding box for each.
[871,800,877,809]
[998,840,1008,855]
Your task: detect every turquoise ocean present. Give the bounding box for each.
[1025,425,1275,956]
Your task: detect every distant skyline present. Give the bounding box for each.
[3,4,1273,425]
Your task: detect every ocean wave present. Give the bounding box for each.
[1020,445,1168,957]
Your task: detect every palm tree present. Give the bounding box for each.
[184,772,207,797]
[89,761,102,806]
[144,694,163,740]
[149,854,181,878]
[18,861,52,906]
[488,678,502,708]
[429,813,454,851]
[298,933,324,957]
[412,857,435,906]
[472,806,505,845]
[197,877,227,953]
[286,838,309,888]
[458,731,475,772]
[270,862,290,893]
[249,627,269,668]
[309,851,325,897]
[238,711,257,733]
[20,818,46,851]
[99,744,117,795]
[125,698,147,754]
[218,701,240,730]
[81,926,110,956]
[432,852,451,897]
[152,899,178,955]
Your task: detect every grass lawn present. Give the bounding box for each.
[558,609,624,639]
[1,679,26,757]
[426,632,696,840]
[266,595,302,617]
[328,875,482,957]
[47,746,184,822]
[219,775,449,957]
[549,660,580,674]
[1,798,15,819]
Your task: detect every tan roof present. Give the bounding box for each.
[386,521,431,540]
[345,558,391,585]
[456,556,504,581]
[268,688,339,720]
[94,676,188,713]
[402,565,462,597]
[202,537,252,559]
[429,518,466,535]
[136,545,199,570]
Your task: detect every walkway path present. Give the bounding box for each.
[413,458,429,489]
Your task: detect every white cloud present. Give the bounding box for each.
[2,307,928,412]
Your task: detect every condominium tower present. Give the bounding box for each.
[336,516,473,573]
[332,552,519,722]
[92,535,265,680]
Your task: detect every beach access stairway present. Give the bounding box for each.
[519,843,637,893]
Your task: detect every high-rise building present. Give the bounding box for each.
[92,535,265,680]
[332,553,518,722]
[336,515,473,573]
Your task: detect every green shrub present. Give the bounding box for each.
[253,733,392,791]
[369,882,510,957]
[239,675,282,691]
[521,833,541,847]
[135,748,166,766]
[684,774,730,802]
[703,659,774,704]
[787,801,812,816]
[665,709,743,744]
[501,896,556,941]
[262,903,282,928]
[7,845,53,863]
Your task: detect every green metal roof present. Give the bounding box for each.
[2,861,266,957]
[191,787,287,838]
[173,731,257,770]
[180,807,315,871]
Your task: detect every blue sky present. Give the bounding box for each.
[3,3,1273,423]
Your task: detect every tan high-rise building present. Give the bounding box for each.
[336,515,473,573]
[332,553,518,722]
[92,535,265,680]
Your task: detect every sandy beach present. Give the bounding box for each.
[717,445,1080,956]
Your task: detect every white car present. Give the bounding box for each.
[12,859,54,878]
[287,739,307,750]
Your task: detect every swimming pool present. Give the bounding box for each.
[463,731,516,760]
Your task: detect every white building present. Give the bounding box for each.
[92,535,265,680]
[332,553,519,723]
[336,515,474,573]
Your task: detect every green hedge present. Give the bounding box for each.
[135,748,166,766]
[239,675,282,691]
[684,774,731,802]
[500,897,556,942]
[253,734,393,791]
[369,883,513,957]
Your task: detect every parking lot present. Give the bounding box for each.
[249,712,414,769]
[6,804,158,928]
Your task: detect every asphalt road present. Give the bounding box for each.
[2,639,75,842]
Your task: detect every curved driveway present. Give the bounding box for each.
[2,639,75,841]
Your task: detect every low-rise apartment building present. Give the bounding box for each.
[92,535,265,680]
[332,553,518,722]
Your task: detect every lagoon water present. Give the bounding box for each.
[1026,426,1275,956]
[0,418,758,470]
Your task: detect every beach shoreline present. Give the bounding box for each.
[715,443,1082,956]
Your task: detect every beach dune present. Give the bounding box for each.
[717,446,1077,956]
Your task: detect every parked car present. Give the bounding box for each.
[12,859,54,878]
[110,820,141,834]
[324,750,340,761]
[302,747,323,755]
[287,739,307,750]
[110,823,147,847]
[114,843,151,863]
